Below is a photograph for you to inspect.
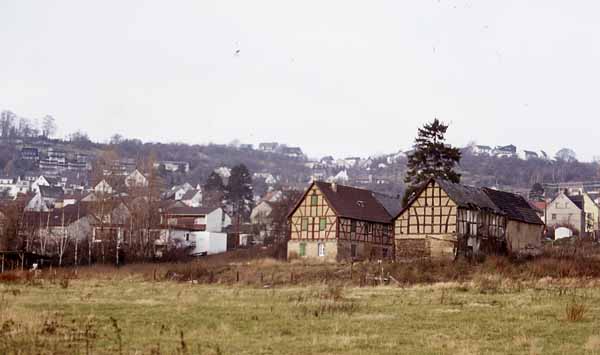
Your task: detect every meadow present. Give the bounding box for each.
[2,255,600,354]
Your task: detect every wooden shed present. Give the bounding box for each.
[394,178,544,259]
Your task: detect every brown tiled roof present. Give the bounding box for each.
[314,181,393,224]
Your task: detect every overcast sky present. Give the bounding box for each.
[1,1,599,161]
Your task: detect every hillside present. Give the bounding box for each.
[0,110,598,197]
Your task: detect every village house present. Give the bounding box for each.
[31,175,61,193]
[162,183,195,201]
[287,181,400,262]
[320,156,335,166]
[250,196,281,243]
[153,160,190,173]
[258,142,279,153]
[492,145,517,158]
[21,203,95,263]
[124,169,149,188]
[394,178,544,259]
[545,191,600,236]
[181,189,202,207]
[281,146,304,159]
[156,206,231,257]
[25,185,65,211]
[521,150,539,160]
[20,147,40,161]
[94,179,114,195]
[472,145,492,156]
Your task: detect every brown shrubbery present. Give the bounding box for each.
[4,242,600,287]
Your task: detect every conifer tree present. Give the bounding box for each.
[226,164,254,221]
[204,171,225,192]
[403,118,461,205]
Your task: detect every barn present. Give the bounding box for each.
[394,178,544,259]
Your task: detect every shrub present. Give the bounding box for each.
[565,302,586,322]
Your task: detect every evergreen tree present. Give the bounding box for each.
[204,171,225,192]
[226,164,254,221]
[404,118,461,205]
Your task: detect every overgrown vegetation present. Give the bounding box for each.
[1,269,600,354]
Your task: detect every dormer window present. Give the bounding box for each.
[357,200,365,208]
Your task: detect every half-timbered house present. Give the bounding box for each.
[287,181,400,262]
[394,178,543,259]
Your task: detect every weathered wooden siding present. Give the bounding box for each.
[337,217,394,261]
[505,220,542,254]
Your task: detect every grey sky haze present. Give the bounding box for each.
[1,1,599,160]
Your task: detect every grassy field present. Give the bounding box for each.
[2,268,600,354]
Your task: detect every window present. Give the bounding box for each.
[351,244,357,258]
[301,217,309,231]
[319,217,327,231]
[318,243,325,257]
[310,195,318,206]
[351,220,357,233]
[185,233,190,242]
[552,214,557,220]
[365,223,372,234]
[299,242,306,257]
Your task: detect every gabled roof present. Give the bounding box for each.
[436,179,499,212]
[39,185,64,199]
[566,194,584,210]
[371,192,403,218]
[22,203,91,227]
[182,189,200,200]
[397,178,543,225]
[483,188,544,225]
[297,181,394,224]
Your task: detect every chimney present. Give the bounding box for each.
[331,182,337,192]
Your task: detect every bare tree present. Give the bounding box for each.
[42,115,57,138]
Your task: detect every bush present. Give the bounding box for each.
[565,302,587,322]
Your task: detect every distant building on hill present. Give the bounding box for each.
[258,142,279,153]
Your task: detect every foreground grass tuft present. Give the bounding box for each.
[565,302,587,322]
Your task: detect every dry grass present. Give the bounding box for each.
[565,302,587,322]
[3,245,600,353]
[2,278,600,354]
